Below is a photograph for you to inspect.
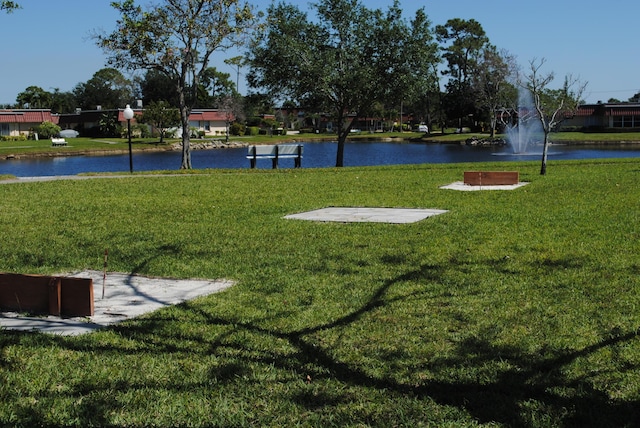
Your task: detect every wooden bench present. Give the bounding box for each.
[247,144,303,169]
[464,171,519,186]
[51,137,67,147]
[0,273,94,317]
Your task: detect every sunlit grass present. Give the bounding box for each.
[0,158,639,426]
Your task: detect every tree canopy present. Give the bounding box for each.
[73,68,133,110]
[0,1,19,13]
[16,86,51,109]
[248,0,438,167]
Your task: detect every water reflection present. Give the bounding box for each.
[1,141,639,177]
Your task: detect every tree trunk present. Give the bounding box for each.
[180,112,192,170]
[489,111,496,138]
[335,132,346,167]
[334,113,350,167]
[540,131,549,175]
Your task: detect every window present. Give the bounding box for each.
[612,114,640,128]
[612,116,632,128]
[0,123,9,136]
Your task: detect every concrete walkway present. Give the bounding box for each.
[0,174,183,185]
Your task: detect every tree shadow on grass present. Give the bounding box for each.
[139,260,638,426]
[3,256,639,427]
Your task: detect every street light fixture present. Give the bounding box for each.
[123,104,134,173]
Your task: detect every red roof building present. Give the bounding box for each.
[562,103,640,130]
[57,108,234,138]
[0,109,59,138]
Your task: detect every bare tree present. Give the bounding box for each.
[523,58,587,175]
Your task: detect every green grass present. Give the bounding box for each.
[0,159,639,426]
[0,137,165,157]
[425,131,640,144]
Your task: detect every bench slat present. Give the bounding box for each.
[247,144,303,169]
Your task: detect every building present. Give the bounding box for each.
[0,109,59,138]
[563,103,640,131]
[187,110,233,136]
[57,108,234,138]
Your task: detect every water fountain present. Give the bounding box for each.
[505,88,543,154]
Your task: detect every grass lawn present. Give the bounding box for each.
[0,158,639,426]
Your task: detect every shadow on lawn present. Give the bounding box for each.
[2,260,639,427]
[111,262,638,426]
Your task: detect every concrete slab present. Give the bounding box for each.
[0,271,234,335]
[284,207,448,224]
[440,181,529,191]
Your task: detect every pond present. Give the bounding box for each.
[1,140,639,177]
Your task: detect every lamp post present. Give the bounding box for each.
[123,104,134,173]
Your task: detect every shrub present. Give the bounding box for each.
[36,121,61,139]
[0,135,27,141]
[246,117,262,127]
[247,126,260,136]
[230,123,246,136]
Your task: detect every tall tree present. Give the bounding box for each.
[224,55,246,93]
[16,86,52,109]
[523,58,587,175]
[436,18,488,129]
[248,0,437,167]
[376,6,440,132]
[95,0,259,169]
[474,46,518,137]
[403,9,440,129]
[73,68,133,110]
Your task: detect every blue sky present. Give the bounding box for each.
[1,0,638,105]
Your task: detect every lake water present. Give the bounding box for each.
[1,140,639,177]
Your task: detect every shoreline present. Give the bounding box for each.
[2,137,640,161]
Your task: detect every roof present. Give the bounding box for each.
[0,109,59,124]
[578,102,640,116]
[112,109,232,122]
[603,104,640,116]
[189,110,233,121]
[117,109,143,122]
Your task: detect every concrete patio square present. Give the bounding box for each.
[440,181,529,191]
[284,207,448,224]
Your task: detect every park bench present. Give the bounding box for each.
[247,144,303,169]
[464,171,519,186]
[51,137,67,147]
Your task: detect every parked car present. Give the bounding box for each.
[414,124,428,133]
[59,129,79,138]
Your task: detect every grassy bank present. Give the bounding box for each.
[1,131,639,160]
[0,159,639,426]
